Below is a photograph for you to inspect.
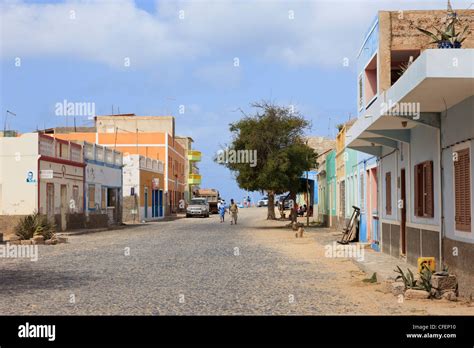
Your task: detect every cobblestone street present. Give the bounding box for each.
[1,208,472,315]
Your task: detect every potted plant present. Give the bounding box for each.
[416,9,470,48]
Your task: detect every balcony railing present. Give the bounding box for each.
[188,173,202,185]
[187,150,202,162]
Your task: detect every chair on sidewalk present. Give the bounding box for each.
[338,205,360,245]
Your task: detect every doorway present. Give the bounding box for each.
[400,168,407,255]
[152,189,159,218]
[46,183,55,220]
[60,184,67,231]
[144,187,148,219]
[367,167,380,251]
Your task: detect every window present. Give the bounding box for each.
[454,148,471,231]
[385,172,392,215]
[107,188,117,208]
[364,54,377,106]
[414,161,434,218]
[88,184,95,210]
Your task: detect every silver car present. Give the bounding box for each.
[186,198,210,218]
[257,196,268,207]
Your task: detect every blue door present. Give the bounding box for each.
[159,190,163,217]
[152,190,159,218]
[359,212,367,243]
[372,214,380,251]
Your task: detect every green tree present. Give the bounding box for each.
[217,101,317,220]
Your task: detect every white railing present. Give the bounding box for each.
[39,136,54,157]
[70,146,82,162]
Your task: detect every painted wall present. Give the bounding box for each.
[326,150,337,219]
[344,148,359,220]
[356,152,377,243]
[409,125,441,228]
[357,17,379,116]
[56,129,187,209]
[441,96,474,244]
[38,159,84,215]
[122,154,165,221]
[0,133,38,215]
[84,161,122,214]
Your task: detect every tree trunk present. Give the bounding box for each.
[267,191,276,220]
[290,191,297,223]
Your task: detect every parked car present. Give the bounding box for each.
[186,198,210,218]
[277,194,291,210]
[257,196,268,207]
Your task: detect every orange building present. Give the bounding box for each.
[45,114,189,214]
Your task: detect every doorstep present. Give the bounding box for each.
[351,246,410,283]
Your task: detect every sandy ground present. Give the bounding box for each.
[247,208,474,315]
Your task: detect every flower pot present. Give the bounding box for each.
[438,41,454,48]
[454,41,462,48]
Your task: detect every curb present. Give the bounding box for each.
[350,255,397,283]
[57,225,134,236]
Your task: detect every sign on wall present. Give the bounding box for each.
[40,170,54,179]
[26,170,37,183]
[152,178,160,189]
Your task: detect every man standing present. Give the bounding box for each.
[218,200,226,223]
[229,199,239,225]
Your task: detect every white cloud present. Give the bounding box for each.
[1,0,472,68]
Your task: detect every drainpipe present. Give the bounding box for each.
[438,127,444,271]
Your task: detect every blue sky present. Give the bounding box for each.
[1,0,469,202]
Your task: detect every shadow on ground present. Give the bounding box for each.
[0,268,96,293]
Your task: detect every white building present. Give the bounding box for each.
[79,141,123,226]
[122,154,165,222]
[0,133,85,234]
[347,49,474,294]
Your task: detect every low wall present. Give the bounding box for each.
[0,215,26,239]
[443,238,474,297]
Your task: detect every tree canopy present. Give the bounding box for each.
[217,101,317,219]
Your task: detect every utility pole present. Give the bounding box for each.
[4,110,16,134]
[306,169,310,227]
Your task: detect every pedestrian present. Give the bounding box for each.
[229,199,239,225]
[218,200,226,223]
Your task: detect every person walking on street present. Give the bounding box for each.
[218,200,226,223]
[229,199,239,225]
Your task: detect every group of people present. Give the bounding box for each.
[296,203,313,217]
[217,199,239,225]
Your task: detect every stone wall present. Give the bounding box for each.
[86,214,109,229]
[443,238,474,297]
[389,10,474,51]
[378,9,474,92]
[123,195,140,223]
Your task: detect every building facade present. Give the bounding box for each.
[346,9,474,294]
[317,149,337,227]
[81,141,123,227]
[122,154,165,222]
[0,133,85,234]
[49,114,191,215]
[176,136,201,202]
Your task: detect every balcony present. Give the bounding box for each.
[346,49,474,155]
[188,150,202,162]
[188,173,202,185]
